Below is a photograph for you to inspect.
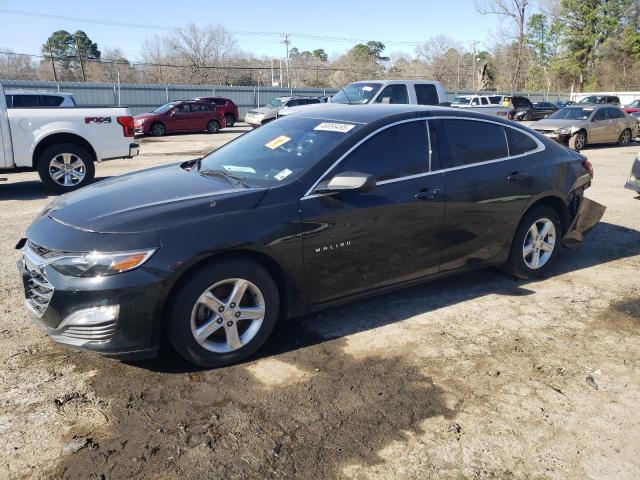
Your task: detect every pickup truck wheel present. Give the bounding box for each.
[224,113,235,127]
[150,122,165,136]
[207,120,220,134]
[167,257,279,367]
[37,143,95,194]
[619,129,632,145]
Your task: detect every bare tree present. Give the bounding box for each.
[475,0,530,90]
[0,49,36,80]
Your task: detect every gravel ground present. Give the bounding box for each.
[0,127,639,480]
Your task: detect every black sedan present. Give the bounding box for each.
[17,105,604,367]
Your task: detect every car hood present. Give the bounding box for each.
[532,119,584,130]
[44,162,267,234]
[280,103,332,116]
[249,107,276,115]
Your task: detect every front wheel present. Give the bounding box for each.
[150,122,166,137]
[569,131,587,151]
[619,128,632,145]
[207,120,220,134]
[167,257,279,367]
[503,205,562,279]
[37,143,95,194]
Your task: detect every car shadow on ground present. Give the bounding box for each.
[0,176,113,201]
[137,220,640,374]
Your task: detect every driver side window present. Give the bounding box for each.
[331,121,429,182]
[592,109,607,122]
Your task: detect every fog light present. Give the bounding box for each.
[59,305,120,328]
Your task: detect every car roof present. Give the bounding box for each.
[5,90,74,96]
[355,79,441,86]
[287,104,517,125]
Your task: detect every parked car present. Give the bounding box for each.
[451,95,533,118]
[5,90,76,108]
[278,80,447,119]
[556,100,576,108]
[624,152,640,195]
[512,101,559,121]
[623,99,640,114]
[244,96,321,127]
[17,104,604,367]
[578,95,621,106]
[193,97,239,127]
[134,100,225,136]
[531,105,638,150]
[0,83,138,193]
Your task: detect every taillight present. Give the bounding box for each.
[117,116,134,137]
[583,158,594,178]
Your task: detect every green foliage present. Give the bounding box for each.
[351,41,389,63]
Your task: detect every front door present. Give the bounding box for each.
[170,103,193,132]
[300,120,445,305]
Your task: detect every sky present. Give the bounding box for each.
[0,1,502,62]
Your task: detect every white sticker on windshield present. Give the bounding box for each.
[314,122,356,133]
[362,86,373,92]
[274,168,293,181]
[223,165,256,174]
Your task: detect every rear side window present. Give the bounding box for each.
[374,84,409,104]
[504,127,538,156]
[415,84,440,105]
[441,119,508,168]
[607,108,624,119]
[336,121,428,181]
[488,96,502,104]
[213,99,226,105]
[38,95,64,106]
[481,97,488,105]
[11,94,38,107]
[191,103,207,112]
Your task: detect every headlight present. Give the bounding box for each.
[50,249,156,277]
[555,127,572,135]
[135,119,145,125]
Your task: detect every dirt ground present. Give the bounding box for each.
[0,126,639,480]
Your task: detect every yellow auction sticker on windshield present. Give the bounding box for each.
[314,122,356,133]
[265,135,291,149]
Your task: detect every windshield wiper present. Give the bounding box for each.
[336,89,353,104]
[199,168,249,188]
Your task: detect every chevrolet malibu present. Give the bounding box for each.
[17,105,604,367]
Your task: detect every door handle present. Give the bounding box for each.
[414,188,440,200]
[507,172,530,183]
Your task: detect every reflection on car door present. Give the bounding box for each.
[300,120,445,305]
[434,118,542,271]
[171,103,192,132]
[589,108,609,143]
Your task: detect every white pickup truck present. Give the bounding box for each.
[0,83,139,193]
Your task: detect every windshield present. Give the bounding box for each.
[579,96,603,104]
[267,98,285,109]
[548,107,594,120]
[451,97,471,105]
[152,103,175,114]
[199,116,362,187]
[330,83,382,105]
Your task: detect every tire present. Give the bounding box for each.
[502,205,562,280]
[569,130,587,151]
[36,143,95,194]
[619,128,632,145]
[224,113,235,127]
[524,112,533,121]
[167,257,280,367]
[207,120,220,134]
[150,122,166,137]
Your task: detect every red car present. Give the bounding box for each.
[134,100,226,136]
[623,99,640,114]
[193,97,239,127]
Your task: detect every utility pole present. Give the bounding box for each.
[471,41,478,92]
[47,39,58,82]
[281,33,290,88]
[74,36,86,82]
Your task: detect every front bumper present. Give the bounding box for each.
[562,196,607,249]
[244,113,264,127]
[16,242,164,360]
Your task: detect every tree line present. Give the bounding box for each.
[1,0,639,92]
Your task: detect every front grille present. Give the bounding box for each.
[60,321,117,342]
[25,269,54,317]
[535,129,555,134]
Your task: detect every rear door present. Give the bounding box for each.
[606,108,626,141]
[434,118,542,271]
[189,102,209,130]
[588,108,609,142]
[300,119,445,304]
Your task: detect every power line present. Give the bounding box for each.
[0,8,482,47]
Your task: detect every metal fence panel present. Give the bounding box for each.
[1,80,570,116]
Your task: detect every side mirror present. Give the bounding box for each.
[169,110,176,116]
[316,171,376,194]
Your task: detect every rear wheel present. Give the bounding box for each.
[619,128,632,145]
[167,257,279,367]
[224,113,235,127]
[503,205,561,279]
[569,130,587,151]
[207,120,220,134]
[150,122,166,137]
[37,143,95,194]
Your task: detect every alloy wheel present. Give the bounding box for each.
[190,278,265,353]
[151,123,165,136]
[620,129,631,144]
[48,153,86,187]
[522,218,556,269]
[574,132,586,150]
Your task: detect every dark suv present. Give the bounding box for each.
[578,95,621,106]
[193,97,239,127]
